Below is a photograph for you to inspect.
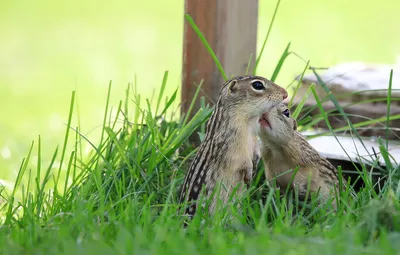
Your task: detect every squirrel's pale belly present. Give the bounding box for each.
[207,134,255,213]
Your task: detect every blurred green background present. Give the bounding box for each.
[1,0,399,182]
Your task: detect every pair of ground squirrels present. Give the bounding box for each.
[258,103,348,209]
[178,75,288,217]
[178,75,346,219]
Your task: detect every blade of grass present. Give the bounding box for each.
[160,87,178,117]
[245,54,253,75]
[386,69,393,149]
[5,141,34,224]
[155,71,169,116]
[254,0,282,74]
[63,150,75,196]
[35,135,41,197]
[55,91,75,191]
[99,81,112,154]
[291,83,315,120]
[37,147,58,216]
[270,42,291,82]
[289,60,310,108]
[73,126,79,182]
[185,14,226,80]
[181,80,204,127]
[377,138,394,170]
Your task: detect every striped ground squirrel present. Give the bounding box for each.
[179,75,288,217]
[258,103,347,209]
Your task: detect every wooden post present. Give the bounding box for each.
[181,0,259,145]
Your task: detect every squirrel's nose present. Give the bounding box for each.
[282,88,288,100]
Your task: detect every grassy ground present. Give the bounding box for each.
[1,75,400,254]
[2,1,400,254]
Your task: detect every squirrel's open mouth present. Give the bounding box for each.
[259,112,271,128]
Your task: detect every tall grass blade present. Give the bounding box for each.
[5,141,34,224]
[254,0,282,74]
[386,69,393,149]
[55,91,75,190]
[185,14,227,80]
[288,60,310,108]
[156,71,169,116]
[270,42,291,82]
[246,54,253,75]
[182,80,204,127]
[99,81,112,154]
[291,84,315,121]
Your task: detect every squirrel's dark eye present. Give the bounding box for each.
[282,109,290,118]
[251,81,265,90]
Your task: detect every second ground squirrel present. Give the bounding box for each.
[258,103,348,209]
[179,75,288,217]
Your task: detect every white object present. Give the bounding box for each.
[298,61,400,94]
[302,130,400,167]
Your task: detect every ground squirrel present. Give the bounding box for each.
[179,75,288,217]
[258,103,347,209]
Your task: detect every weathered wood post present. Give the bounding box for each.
[181,0,259,145]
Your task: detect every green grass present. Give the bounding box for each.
[2,2,400,254]
[1,73,400,254]
[1,69,400,254]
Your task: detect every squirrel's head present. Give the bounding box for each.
[218,75,288,119]
[258,103,297,146]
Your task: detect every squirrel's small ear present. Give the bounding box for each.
[293,120,298,131]
[228,80,238,93]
